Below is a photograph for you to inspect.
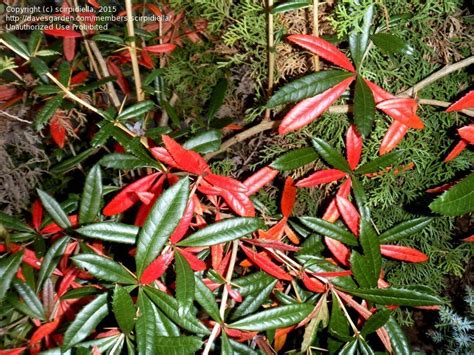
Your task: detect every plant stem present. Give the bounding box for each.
[125,0,144,101]
[312,0,320,71]
[264,0,275,121]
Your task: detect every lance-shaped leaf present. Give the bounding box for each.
[99,153,151,170]
[429,173,474,216]
[13,279,45,320]
[194,275,221,322]
[161,135,210,175]
[231,279,277,321]
[62,293,109,350]
[358,220,381,287]
[380,245,428,263]
[355,151,402,175]
[112,285,135,335]
[281,177,296,218]
[178,217,262,247]
[76,222,138,244]
[378,217,432,244]
[243,166,279,195]
[297,169,347,187]
[175,249,195,317]
[228,303,314,331]
[268,70,354,107]
[446,90,474,112]
[299,217,358,246]
[240,245,292,281]
[379,121,409,155]
[0,252,23,301]
[312,138,352,173]
[376,98,423,129]
[279,77,355,135]
[37,189,71,229]
[342,286,443,306]
[37,236,70,290]
[270,147,318,171]
[117,100,155,120]
[156,336,203,354]
[371,33,415,56]
[458,125,474,144]
[360,309,392,336]
[44,28,82,38]
[73,254,136,284]
[0,212,34,232]
[144,43,176,53]
[35,95,63,130]
[271,0,311,14]
[336,196,360,236]
[233,272,275,296]
[287,34,355,72]
[184,130,222,154]
[354,76,376,136]
[349,4,374,69]
[329,293,351,341]
[140,250,174,285]
[384,317,410,355]
[136,291,159,355]
[79,165,103,224]
[346,125,362,170]
[136,178,189,277]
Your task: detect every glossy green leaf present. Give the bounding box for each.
[302,295,329,352]
[92,34,124,44]
[270,147,318,171]
[358,338,375,355]
[353,75,375,137]
[339,339,358,355]
[35,95,63,130]
[37,237,70,291]
[37,189,71,230]
[429,173,474,216]
[350,176,370,220]
[312,138,351,173]
[329,293,351,341]
[221,332,234,355]
[230,279,277,321]
[350,251,374,288]
[267,70,354,108]
[371,33,414,56]
[73,254,136,284]
[299,217,358,246]
[175,249,195,317]
[233,272,275,296]
[30,57,49,78]
[117,100,155,120]
[349,4,374,69]
[271,0,311,14]
[379,217,433,243]
[99,153,153,169]
[136,291,159,355]
[194,275,222,322]
[358,220,381,287]
[228,303,314,331]
[155,336,203,354]
[112,285,135,335]
[50,148,97,174]
[62,293,109,350]
[343,286,443,306]
[79,165,103,224]
[0,212,34,232]
[136,178,189,277]
[27,31,43,54]
[61,286,100,300]
[207,78,228,121]
[76,222,138,244]
[34,85,61,96]
[0,253,23,301]
[183,130,222,154]
[228,339,260,355]
[3,33,30,57]
[355,151,403,174]
[13,279,45,320]
[58,61,71,86]
[178,217,262,247]
[360,309,392,336]
[384,317,411,355]
[144,287,210,335]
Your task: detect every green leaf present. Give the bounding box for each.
[379,217,432,244]
[34,85,62,95]
[35,95,63,130]
[0,212,34,232]
[270,147,318,171]
[178,217,262,247]
[268,70,354,108]
[75,76,116,93]
[228,304,314,331]
[312,138,351,173]
[221,332,234,355]
[58,61,71,86]
[61,286,100,300]
[350,251,374,289]
[329,293,351,341]
[136,291,159,354]
[207,78,228,121]
[112,285,135,335]
[384,317,411,355]
[350,176,370,220]
[228,339,260,355]
[360,309,392,336]
[136,178,189,277]
[371,33,414,56]
[175,249,195,317]
[271,0,311,14]
[76,222,138,244]
[110,126,158,166]
[117,100,155,120]
[63,293,109,350]
[50,148,97,174]
[342,286,443,306]
[358,338,375,355]
[339,339,358,355]
[233,272,274,296]
[13,279,45,320]
[230,279,277,321]
[144,287,210,335]
[79,165,103,224]
[353,75,375,137]
[3,33,30,57]
[30,57,49,77]
[429,173,474,216]
[37,237,70,291]
[73,254,136,284]
[358,220,381,287]
[355,151,403,174]
[0,253,23,301]
[99,153,151,169]
[194,275,222,322]
[183,130,222,154]
[92,34,124,44]
[162,100,181,128]
[299,217,358,246]
[28,31,43,54]
[302,295,329,352]
[349,4,374,69]
[155,336,203,355]
[37,189,71,230]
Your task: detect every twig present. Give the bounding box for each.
[418,98,474,117]
[0,110,31,124]
[125,0,144,101]
[264,0,275,121]
[312,0,320,71]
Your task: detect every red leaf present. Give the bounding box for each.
[41,215,78,235]
[310,270,352,277]
[335,196,360,236]
[87,0,100,9]
[287,34,355,72]
[162,135,210,175]
[31,199,43,231]
[103,173,161,216]
[49,115,67,149]
[258,219,287,241]
[296,169,347,188]
[224,327,258,342]
[240,245,292,281]
[458,124,474,144]
[0,85,18,101]
[279,77,354,135]
[63,37,76,61]
[144,44,177,54]
[140,48,154,69]
[379,121,409,155]
[211,243,223,270]
[44,28,82,38]
[150,147,180,168]
[462,235,474,242]
[170,199,195,244]
[301,273,326,293]
[380,245,428,263]
[444,140,467,162]
[281,177,296,218]
[446,90,474,112]
[364,80,394,103]
[325,237,350,266]
[140,250,174,285]
[245,238,300,252]
[70,71,89,85]
[57,268,79,297]
[204,174,248,193]
[134,175,166,226]
[321,178,351,223]
[0,347,27,355]
[30,319,60,345]
[107,59,130,94]
[346,125,362,170]
[243,166,278,196]
[135,191,155,205]
[179,248,207,271]
[226,284,243,302]
[220,190,255,217]
[376,98,424,129]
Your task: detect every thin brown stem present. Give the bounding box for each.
[125,0,144,101]
[264,0,275,121]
